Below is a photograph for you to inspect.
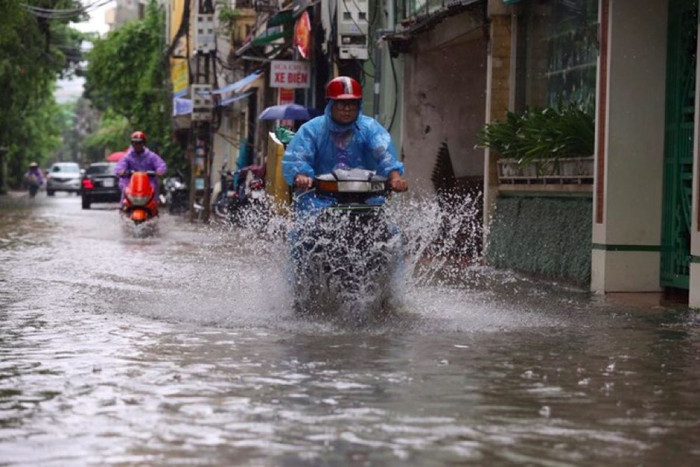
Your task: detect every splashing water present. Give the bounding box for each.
[290,204,402,322]
[388,188,483,288]
[207,188,485,324]
[119,213,159,238]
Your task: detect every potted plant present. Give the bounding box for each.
[477,104,595,183]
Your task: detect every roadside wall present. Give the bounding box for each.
[486,196,592,286]
[402,11,487,193]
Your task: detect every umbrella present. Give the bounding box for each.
[106,150,128,162]
[258,103,320,121]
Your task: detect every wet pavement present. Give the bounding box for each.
[1,191,699,465]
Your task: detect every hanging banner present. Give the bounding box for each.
[293,10,311,59]
[270,60,311,88]
[168,0,189,97]
[171,59,188,97]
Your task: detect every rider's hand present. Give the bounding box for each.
[294,174,313,190]
[388,171,408,192]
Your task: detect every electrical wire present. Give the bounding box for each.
[20,0,113,20]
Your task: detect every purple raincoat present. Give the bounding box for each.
[24,167,45,186]
[114,146,167,198]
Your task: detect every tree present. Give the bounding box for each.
[0,0,86,189]
[84,0,178,166]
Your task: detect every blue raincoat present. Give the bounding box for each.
[282,101,404,213]
[283,101,405,291]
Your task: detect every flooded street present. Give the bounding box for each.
[1,193,699,465]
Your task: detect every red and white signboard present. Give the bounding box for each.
[270,60,311,89]
[278,88,294,104]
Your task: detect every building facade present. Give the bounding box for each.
[167,0,700,306]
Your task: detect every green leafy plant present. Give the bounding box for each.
[477,104,594,167]
[217,2,241,29]
[85,0,179,167]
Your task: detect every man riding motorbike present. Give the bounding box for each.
[24,162,45,198]
[114,131,167,209]
[282,76,407,205]
[282,76,408,312]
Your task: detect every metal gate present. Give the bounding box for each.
[661,0,698,289]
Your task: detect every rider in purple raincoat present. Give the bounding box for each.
[114,131,167,203]
[24,162,45,187]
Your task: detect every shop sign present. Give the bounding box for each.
[279,88,294,104]
[294,10,311,59]
[270,60,310,88]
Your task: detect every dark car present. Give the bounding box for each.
[80,162,121,209]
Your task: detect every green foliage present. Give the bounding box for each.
[84,0,178,167]
[218,2,241,29]
[0,0,86,187]
[476,104,595,167]
[82,110,131,155]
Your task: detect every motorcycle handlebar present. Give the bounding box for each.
[310,178,395,194]
[119,170,160,177]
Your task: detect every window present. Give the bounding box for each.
[518,0,599,113]
[395,0,453,20]
[87,164,116,175]
[53,164,80,173]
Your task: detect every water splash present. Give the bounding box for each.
[205,188,486,322]
[387,189,484,288]
[289,204,402,324]
[119,214,159,238]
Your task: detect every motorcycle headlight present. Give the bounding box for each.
[127,193,151,206]
[336,181,381,192]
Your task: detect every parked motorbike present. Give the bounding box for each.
[121,170,159,224]
[212,163,237,220]
[160,170,189,214]
[290,168,402,319]
[213,164,268,227]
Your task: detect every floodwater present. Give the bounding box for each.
[1,192,699,466]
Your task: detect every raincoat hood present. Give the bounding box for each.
[324,99,362,133]
[281,99,403,190]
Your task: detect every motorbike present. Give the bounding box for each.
[25,175,42,199]
[290,168,402,320]
[121,170,159,224]
[212,163,237,220]
[213,164,268,227]
[160,170,189,214]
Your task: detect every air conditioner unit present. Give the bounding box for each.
[337,0,369,60]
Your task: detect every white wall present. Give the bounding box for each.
[591,0,667,292]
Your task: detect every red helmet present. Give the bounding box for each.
[325,76,362,100]
[131,131,146,143]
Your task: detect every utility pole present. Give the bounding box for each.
[189,0,216,222]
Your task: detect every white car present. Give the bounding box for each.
[46,162,81,196]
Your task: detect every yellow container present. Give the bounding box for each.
[265,131,291,214]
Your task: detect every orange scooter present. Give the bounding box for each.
[121,170,159,223]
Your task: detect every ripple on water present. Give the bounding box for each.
[2,191,698,465]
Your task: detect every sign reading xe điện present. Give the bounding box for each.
[270,60,311,89]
